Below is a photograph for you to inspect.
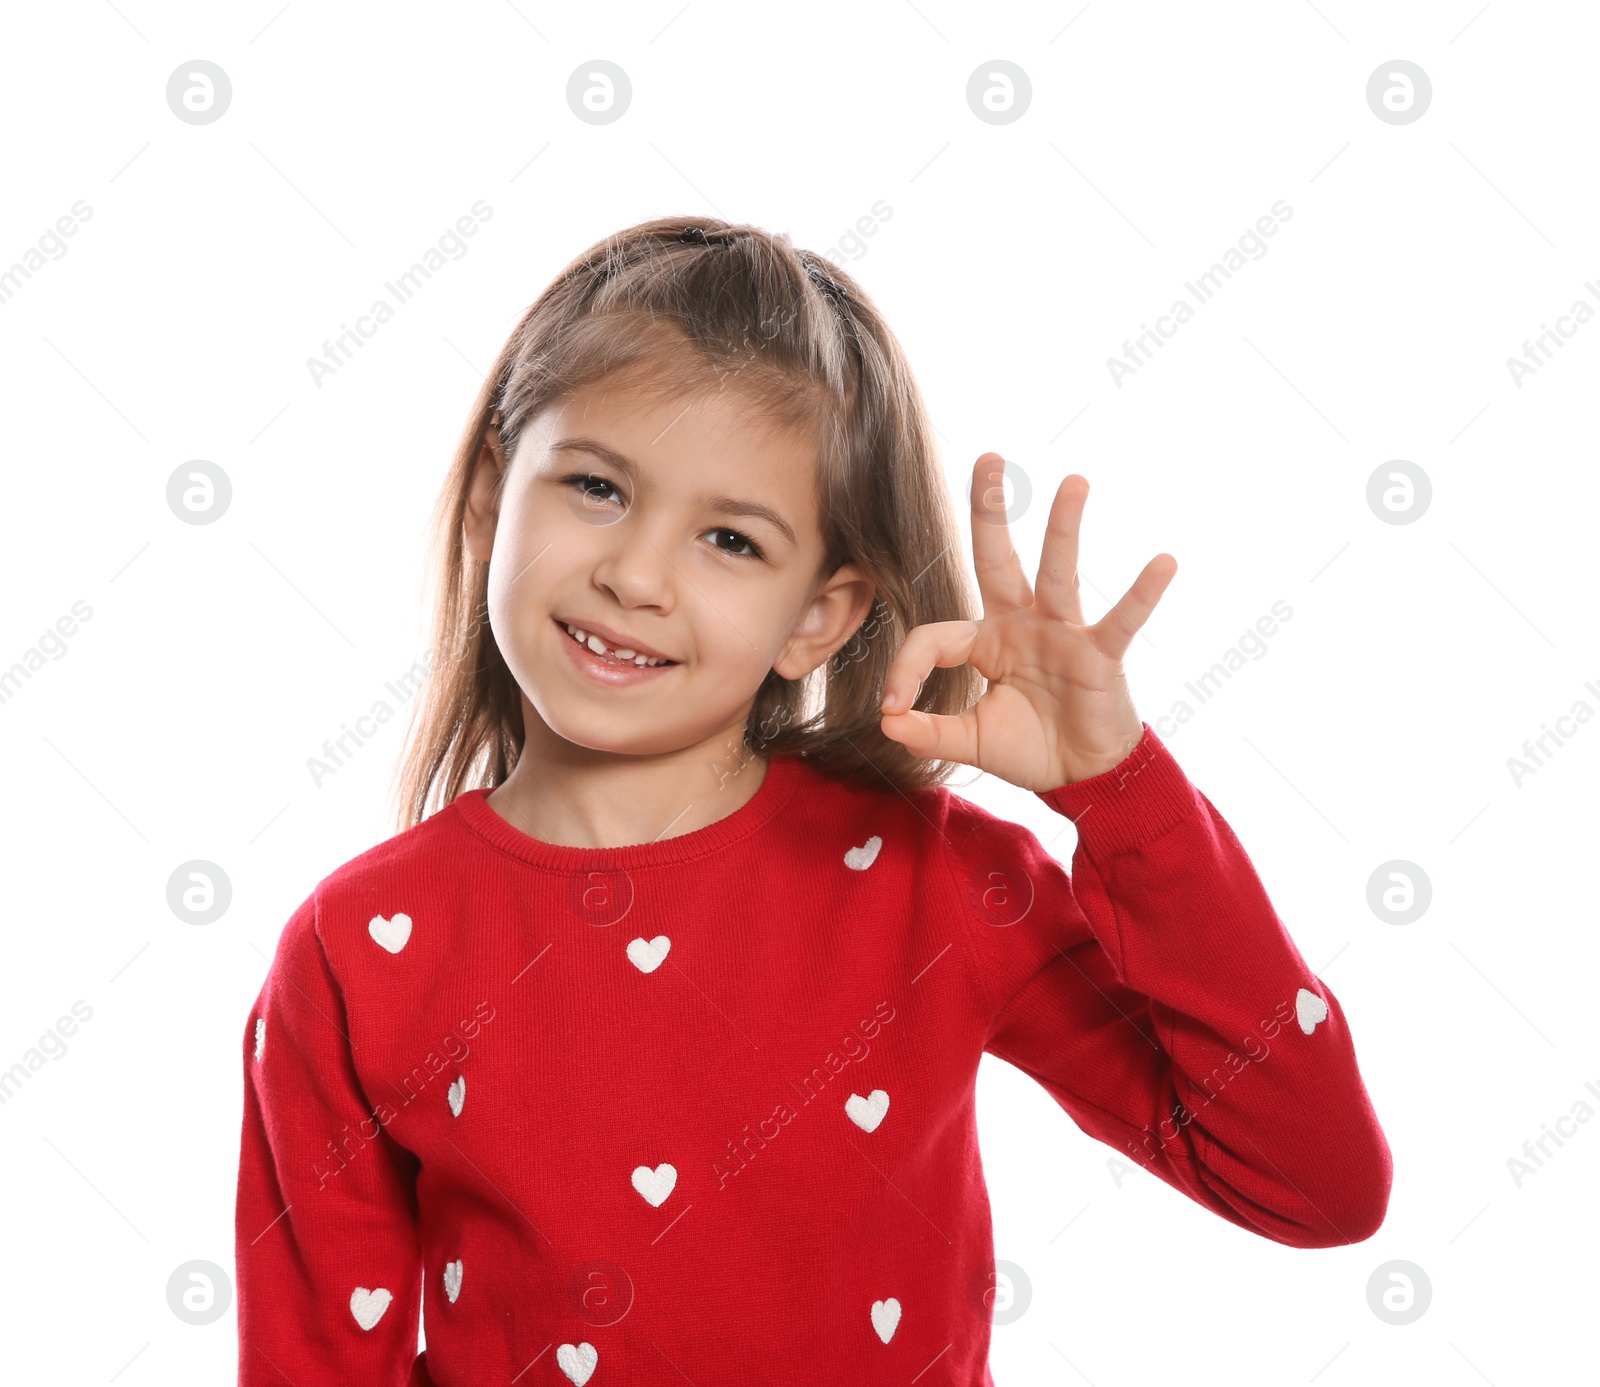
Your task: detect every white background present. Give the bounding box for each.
[1,1,1595,1382]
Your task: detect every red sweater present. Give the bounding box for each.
[235,723,1391,1387]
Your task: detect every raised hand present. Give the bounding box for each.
[879,453,1177,791]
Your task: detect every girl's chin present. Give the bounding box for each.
[541,720,699,761]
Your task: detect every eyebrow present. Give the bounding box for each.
[549,437,799,548]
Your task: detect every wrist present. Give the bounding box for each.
[1056,723,1148,786]
[1036,723,1196,848]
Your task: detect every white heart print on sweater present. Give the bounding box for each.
[626,936,671,973]
[442,1259,462,1303]
[631,1162,677,1207]
[367,913,412,954]
[844,835,882,871]
[845,1089,890,1133]
[447,1075,466,1117]
[254,1017,265,1060]
[871,1297,901,1343]
[1295,986,1329,1034]
[349,1286,392,1330]
[557,1341,598,1385]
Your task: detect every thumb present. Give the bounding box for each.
[880,706,980,765]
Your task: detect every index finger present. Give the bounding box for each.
[880,619,980,714]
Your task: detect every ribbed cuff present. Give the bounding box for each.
[1033,722,1200,853]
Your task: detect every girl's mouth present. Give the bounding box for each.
[554,618,679,683]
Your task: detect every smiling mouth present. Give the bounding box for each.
[557,619,678,668]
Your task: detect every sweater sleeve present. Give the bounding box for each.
[948,722,1392,1248]
[235,890,424,1386]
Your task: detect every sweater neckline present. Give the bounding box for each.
[448,752,804,871]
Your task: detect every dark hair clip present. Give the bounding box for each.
[679,226,709,245]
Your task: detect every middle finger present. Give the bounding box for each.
[970,453,1034,615]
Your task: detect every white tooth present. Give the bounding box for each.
[614,649,636,660]
[585,634,607,655]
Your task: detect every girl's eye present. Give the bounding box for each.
[561,473,622,506]
[560,475,764,561]
[707,527,765,562]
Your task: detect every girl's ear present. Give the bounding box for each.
[773,564,876,681]
[463,417,509,563]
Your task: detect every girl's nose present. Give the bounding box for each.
[589,527,676,611]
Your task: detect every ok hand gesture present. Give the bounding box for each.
[879,454,1177,791]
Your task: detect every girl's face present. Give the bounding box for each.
[463,373,875,759]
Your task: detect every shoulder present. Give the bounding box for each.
[313,797,467,901]
[788,755,1064,896]
[935,783,1075,924]
[289,795,479,972]
[784,752,960,852]
[794,762,1089,1017]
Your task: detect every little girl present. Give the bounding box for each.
[235,217,1391,1387]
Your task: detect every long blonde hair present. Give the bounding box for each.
[389,215,983,831]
